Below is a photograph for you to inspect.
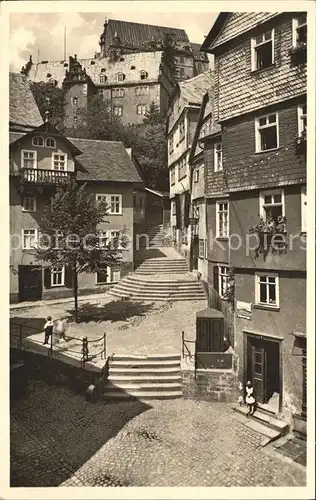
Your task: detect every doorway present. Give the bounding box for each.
[245,333,282,414]
[190,235,199,271]
[18,265,42,302]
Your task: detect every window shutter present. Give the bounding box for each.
[65,266,73,288]
[213,265,219,292]
[175,194,181,229]
[184,192,190,228]
[44,267,51,289]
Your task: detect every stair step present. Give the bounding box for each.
[106,382,182,390]
[110,359,181,367]
[112,288,204,297]
[115,282,203,291]
[233,405,289,433]
[108,292,205,301]
[245,419,281,444]
[103,390,183,400]
[109,367,181,375]
[112,354,181,361]
[108,375,181,382]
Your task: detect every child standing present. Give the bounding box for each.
[245,380,256,416]
[43,316,54,345]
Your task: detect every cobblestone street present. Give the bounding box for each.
[11,380,306,487]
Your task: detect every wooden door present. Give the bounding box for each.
[19,265,42,302]
[248,337,267,404]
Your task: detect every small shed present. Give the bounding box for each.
[196,308,225,368]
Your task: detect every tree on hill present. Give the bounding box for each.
[30,80,65,131]
[36,182,125,322]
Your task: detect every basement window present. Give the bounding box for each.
[251,30,274,71]
[255,112,279,152]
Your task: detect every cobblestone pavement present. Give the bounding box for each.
[11,381,306,487]
[10,297,205,355]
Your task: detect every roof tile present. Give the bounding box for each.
[9,73,43,128]
[68,137,143,184]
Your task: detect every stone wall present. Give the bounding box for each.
[13,348,109,398]
[182,369,238,403]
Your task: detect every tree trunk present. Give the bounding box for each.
[73,266,79,322]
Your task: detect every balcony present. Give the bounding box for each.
[21,168,75,185]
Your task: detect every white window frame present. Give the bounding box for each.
[255,112,279,153]
[95,265,121,284]
[22,193,36,212]
[218,265,229,298]
[194,166,200,183]
[71,97,78,106]
[52,152,67,171]
[137,104,147,115]
[100,75,106,84]
[292,14,307,47]
[32,136,44,147]
[45,137,56,148]
[21,150,37,169]
[251,29,275,71]
[171,199,176,216]
[301,185,307,233]
[198,238,205,259]
[216,200,229,238]
[178,157,187,180]
[255,272,279,309]
[22,229,38,250]
[50,266,65,287]
[297,104,307,136]
[259,189,285,220]
[170,167,175,185]
[112,88,125,98]
[96,194,122,215]
[113,105,123,117]
[214,142,223,172]
[117,72,125,83]
[140,70,148,80]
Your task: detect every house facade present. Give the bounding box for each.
[23,51,174,128]
[9,73,143,304]
[167,72,212,260]
[98,18,209,81]
[201,12,307,423]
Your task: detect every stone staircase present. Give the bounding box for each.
[108,248,206,301]
[146,224,165,248]
[103,354,182,400]
[232,404,289,447]
[108,273,206,301]
[135,258,188,275]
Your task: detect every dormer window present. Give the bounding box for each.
[32,136,44,147]
[46,73,52,78]
[140,70,148,80]
[45,137,56,148]
[117,72,125,82]
[100,74,107,84]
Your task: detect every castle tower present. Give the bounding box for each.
[62,54,96,130]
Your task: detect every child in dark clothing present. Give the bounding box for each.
[43,316,54,345]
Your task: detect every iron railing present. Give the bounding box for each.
[208,287,235,348]
[10,321,106,367]
[181,331,208,379]
[21,168,75,185]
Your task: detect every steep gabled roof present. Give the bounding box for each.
[201,12,281,53]
[9,73,43,130]
[67,137,143,184]
[9,122,82,155]
[179,71,212,106]
[105,19,189,49]
[26,51,164,88]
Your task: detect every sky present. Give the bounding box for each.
[9,12,217,72]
